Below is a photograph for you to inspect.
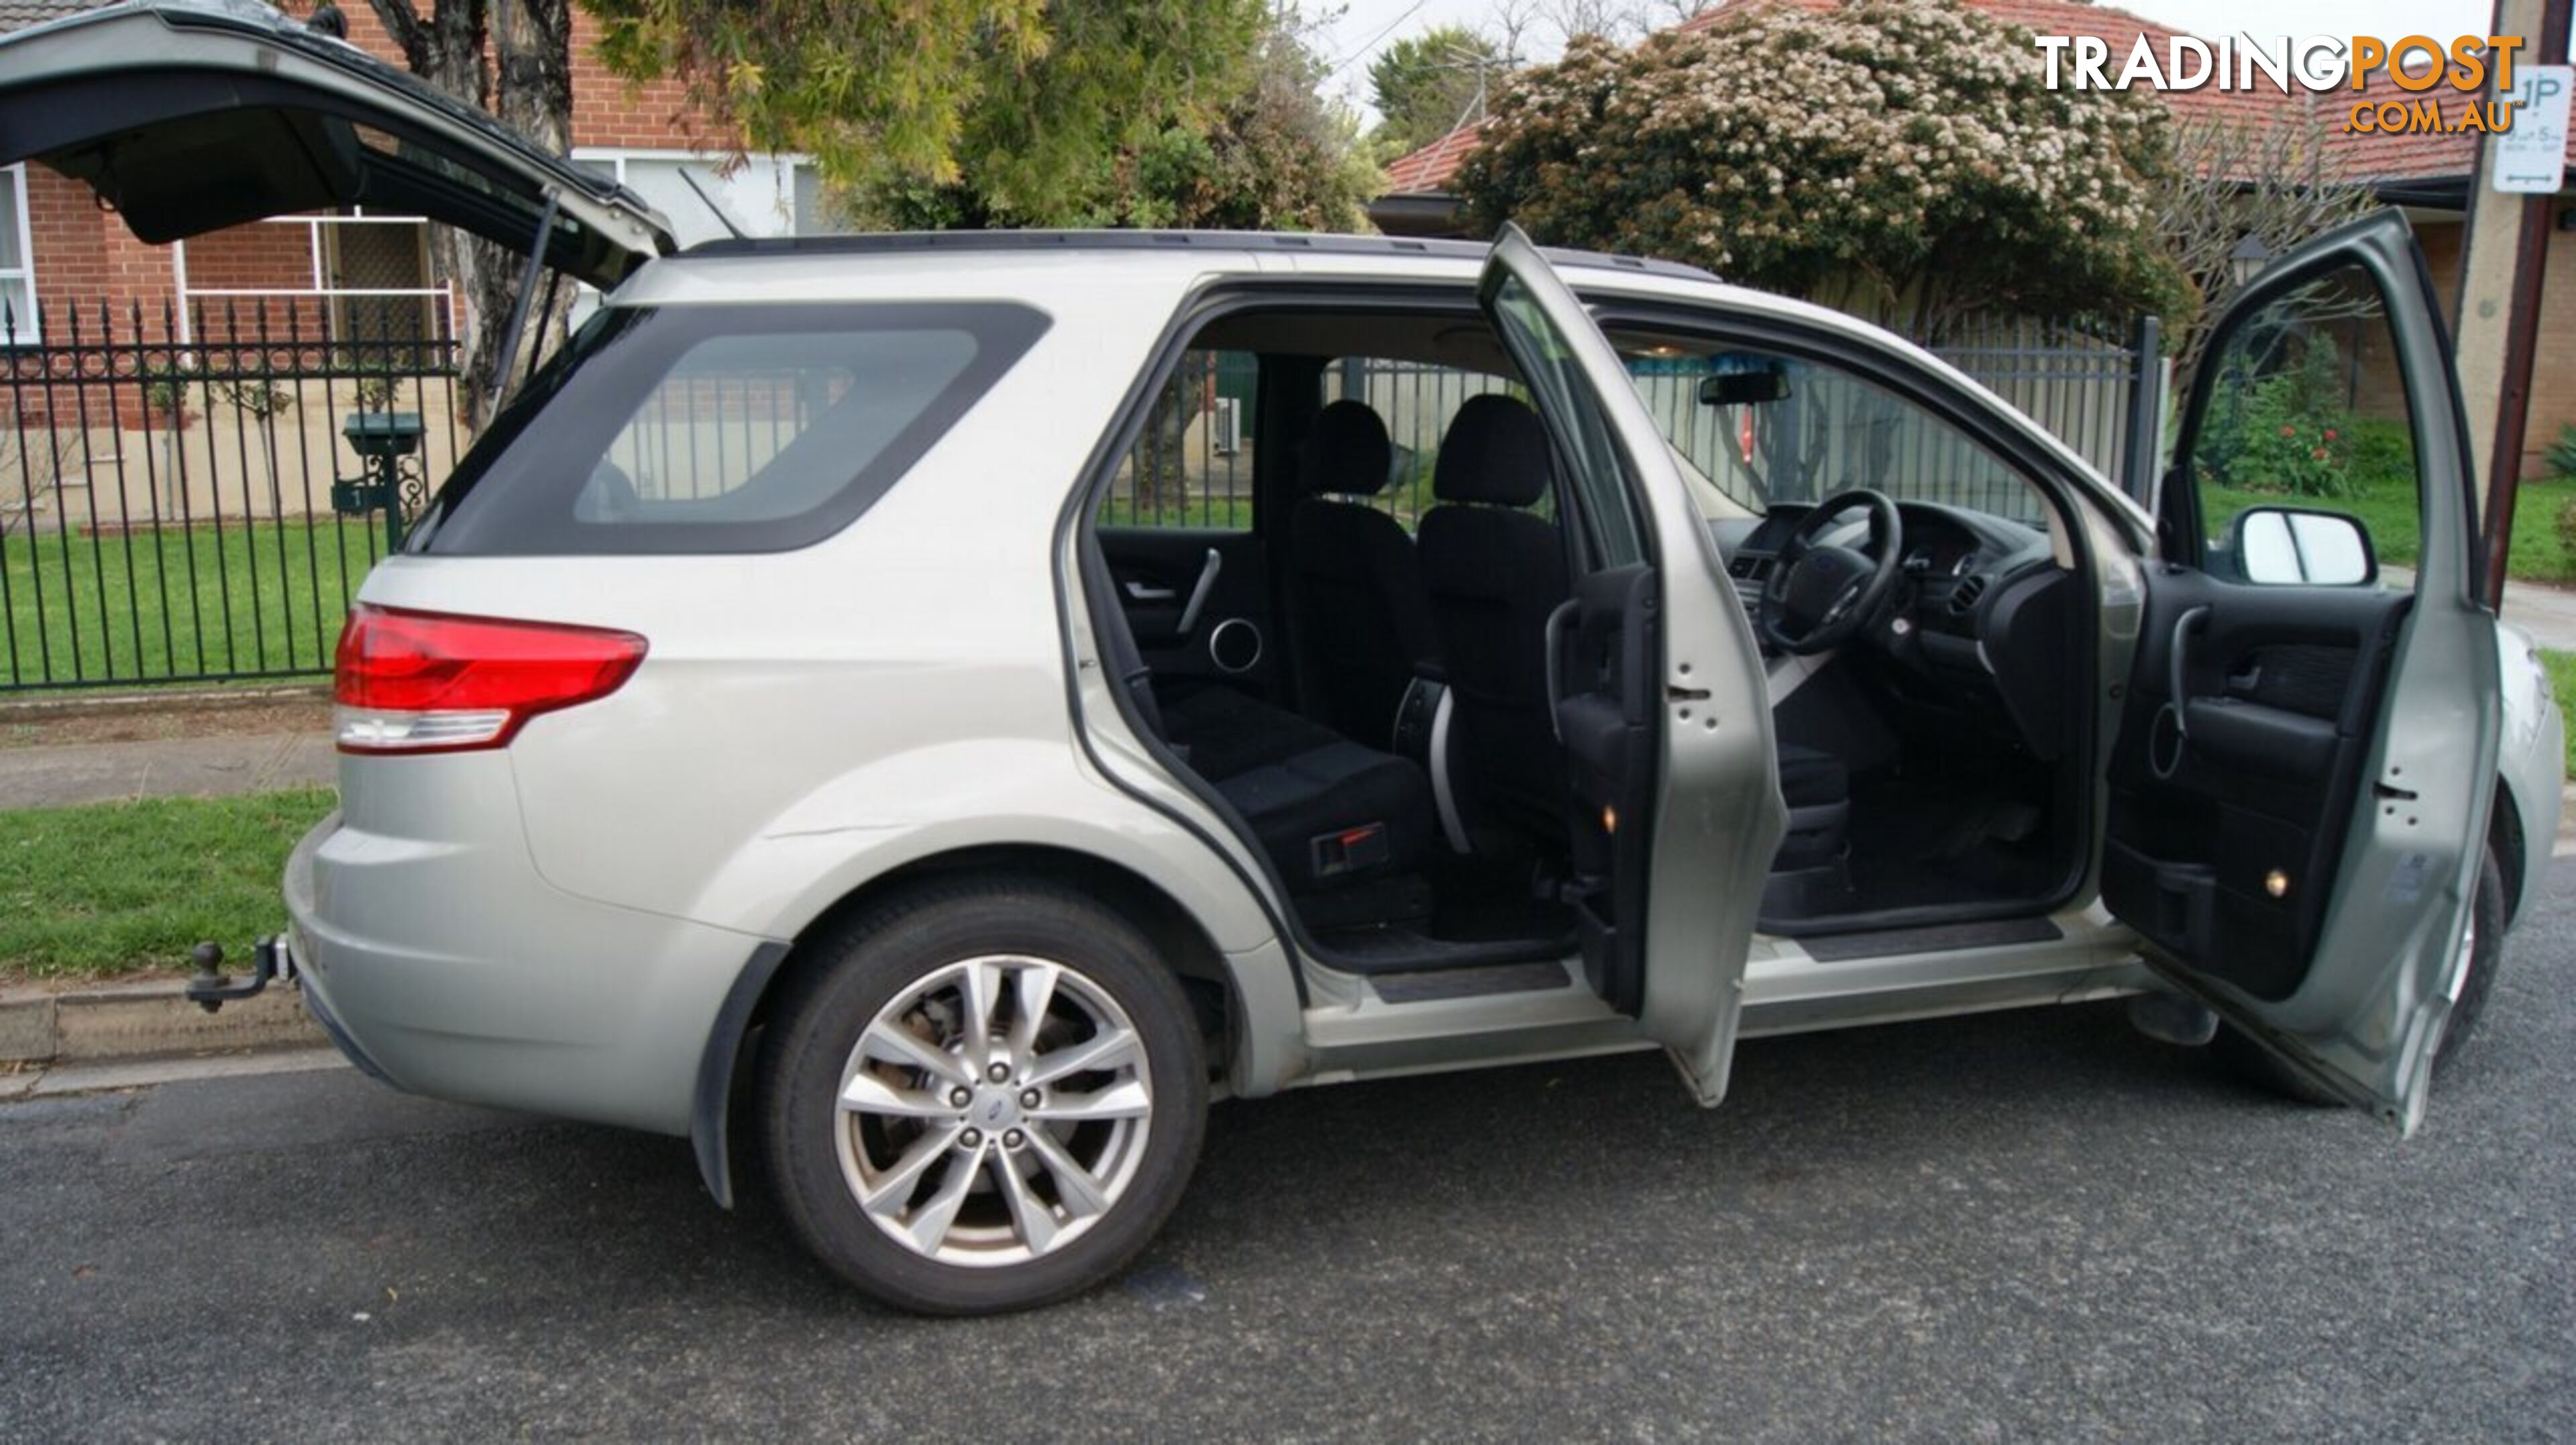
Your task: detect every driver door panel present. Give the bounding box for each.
[2103,572,2409,1000]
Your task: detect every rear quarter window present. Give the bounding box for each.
[409,302,1049,555]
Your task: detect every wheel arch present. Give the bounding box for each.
[2490,776,2528,927]
[688,842,1297,1209]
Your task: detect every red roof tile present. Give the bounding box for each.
[1382,118,1491,193]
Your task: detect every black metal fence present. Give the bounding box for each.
[1,299,460,692]
[1100,321,2162,536]
[7,306,2157,692]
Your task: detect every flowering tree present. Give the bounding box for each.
[1453,0,2193,339]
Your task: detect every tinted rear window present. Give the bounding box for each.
[409,302,1048,555]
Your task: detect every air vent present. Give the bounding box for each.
[1948,575,1988,615]
[1729,555,1776,582]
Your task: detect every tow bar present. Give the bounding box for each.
[184,936,291,1014]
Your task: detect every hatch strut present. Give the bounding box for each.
[488,188,561,411]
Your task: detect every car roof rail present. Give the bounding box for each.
[678,229,1717,282]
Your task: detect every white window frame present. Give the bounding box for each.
[168,207,454,345]
[569,147,819,242]
[1,163,38,345]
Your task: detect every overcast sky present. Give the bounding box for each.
[1313,1,2557,126]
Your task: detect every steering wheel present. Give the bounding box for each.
[1760,488,1904,656]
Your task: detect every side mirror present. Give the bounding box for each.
[2228,506,2377,587]
[1699,369,1790,407]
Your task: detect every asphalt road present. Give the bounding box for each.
[6,868,2574,1442]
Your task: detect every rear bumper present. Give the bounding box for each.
[284,800,769,1138]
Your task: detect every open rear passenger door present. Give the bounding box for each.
[2102,211,2500,1132]
[1477,226,1783,1106]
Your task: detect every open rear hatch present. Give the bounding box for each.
[0,0,673,289]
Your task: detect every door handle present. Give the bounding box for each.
[1543,598,1578,743]
[1178,547,1222,635]
[2150,606,2211,782]
[1123,580,1177,603]
[2167,606,2210,735]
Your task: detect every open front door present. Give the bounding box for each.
[1478,226,1782,1106]
[2102,211,2500,1132]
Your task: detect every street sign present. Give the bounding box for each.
[2493,63,2571,193]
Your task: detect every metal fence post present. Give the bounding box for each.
[2122,314,2163,509]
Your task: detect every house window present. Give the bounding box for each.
[324,215,436,346]
[0,164,36,344]
[570,150,819,249]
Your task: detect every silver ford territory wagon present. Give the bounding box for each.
[7,1,2560,1314]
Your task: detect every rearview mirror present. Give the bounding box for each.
[1699,368,1790,407]
[2229,506,2377,587]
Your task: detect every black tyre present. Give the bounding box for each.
[758,879,1208,1315]
[2213,841,2508,1104]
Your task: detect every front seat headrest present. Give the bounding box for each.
[1432,394,1550,508]
[1300,399,1395,498]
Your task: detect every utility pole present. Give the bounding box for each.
[2455,0,2573,606]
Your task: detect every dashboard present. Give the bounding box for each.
[1711,498,2077,761]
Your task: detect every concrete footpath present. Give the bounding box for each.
[0,730,335,810]
[2498,577,2576,653]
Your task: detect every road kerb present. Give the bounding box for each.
[1,979,325,1065]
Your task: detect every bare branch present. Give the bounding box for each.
[2155,109,2379,386]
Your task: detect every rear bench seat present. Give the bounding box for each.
[1158,686,1434,900]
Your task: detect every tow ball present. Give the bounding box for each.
[184,937,290,1014]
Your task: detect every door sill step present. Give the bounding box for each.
[1795,916,2061,963]
[1369,960,1575,1002]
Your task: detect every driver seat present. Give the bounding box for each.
[1773,743,1850,871]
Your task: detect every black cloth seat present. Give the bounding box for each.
[1776,744,1848,809]
[1772,742,1851,871]
[1285,400,1440,747]
[1415,394,1571,847]
[1161,686,1434,895]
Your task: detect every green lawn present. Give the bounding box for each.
[1,519,389,690]
[0,788,335,980]
[2542,651,2576,778]
[2201,474,2576,584]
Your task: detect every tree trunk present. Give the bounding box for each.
[364,0,578,432]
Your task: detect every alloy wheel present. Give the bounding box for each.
[833,955,1154,1267]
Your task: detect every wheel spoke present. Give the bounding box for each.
[861,1018,970,1087]
[839,1070,961,1121]
[990,1150,1059,1254]
[905,1139,985,1252]
[857,1123,962,1215]
[1028,1079,1150,1123]
[1024,1126,1111,1218]
[1024,1024,1139,1087]
[1006,961,1061,1067]
[960,959,1004,1073]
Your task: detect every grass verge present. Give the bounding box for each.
[2541,651,2576,778]
[2202,474,2576,584]
[1,788,335,981]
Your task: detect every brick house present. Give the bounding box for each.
[1371,0,2576,480]
[0,0,817,351]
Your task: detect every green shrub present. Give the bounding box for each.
[2548,423,2576,482]
[2555,496,2576,567]
[2194,370,2359,498]
[2340,416,2416,494]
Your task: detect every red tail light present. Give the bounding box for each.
[333,604,647,755]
